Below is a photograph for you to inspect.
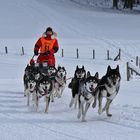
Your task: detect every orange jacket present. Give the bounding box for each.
[34,36,59,54]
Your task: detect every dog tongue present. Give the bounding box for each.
[44,90,48,95]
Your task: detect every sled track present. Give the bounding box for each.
[98,105,140,131]
[0,112,85,140]
[0,89,140,140]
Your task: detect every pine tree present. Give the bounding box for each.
[113,0,119,9]
[124,0,133,9]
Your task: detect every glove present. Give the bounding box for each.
[34,50,38,55]
[44,51,50,55]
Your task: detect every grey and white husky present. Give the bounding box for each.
[93,65,121,117]
[77,71,99,121]
[51,66,67,101]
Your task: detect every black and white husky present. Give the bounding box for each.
[25,74,37,106]
[68,66,86,108]
[93,65,121,117]
[24,64,34,96]
[23,64,40,96]
[51,66,67,101]
[77,71,99,121]
[36,76,53,113]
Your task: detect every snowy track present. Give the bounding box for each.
[0,78,140,140]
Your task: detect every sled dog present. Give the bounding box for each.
[93,65,121,117]
[24,74,37,106]
[68,66,86,108]
[77,71,99,121]
[24,64,35,96]
[36,76,53,113]
[51,66,67,101]
[23,64,40,96]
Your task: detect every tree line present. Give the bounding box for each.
[113,0,140,10]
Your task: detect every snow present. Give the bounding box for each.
[0,0,140,140]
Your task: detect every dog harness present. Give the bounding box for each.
[80,84,96,100]
[55,76,66,87]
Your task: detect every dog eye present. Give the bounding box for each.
[111,75,114,78]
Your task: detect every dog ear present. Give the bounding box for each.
[76,65,79,70]
[57,65,61,70]
[107,65,111,73]
[95,72,99,79]
[57,65,61,68]
[62,67,66,71]
[116,65,119,72]
[87,71,91,78]
[82,65,85,70]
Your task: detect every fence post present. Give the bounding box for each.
[136,56,139,66]
[139,58,140,68]
[76,48,79,59]
[62,49,64,57]
[127,62,130,81]
[93,49,95,59]
[107,50,109,60]
[5,46,8,54]
[22,46,24,55]
[119,48,121,60]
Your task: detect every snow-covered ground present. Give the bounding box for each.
[0,0,140,140]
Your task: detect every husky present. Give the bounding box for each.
[51,66,67,101]
[68,66,86,108]
[93,65,121,117]
[24,64,40,92]
[46,65,57,77]
[25,74,37,106]
[39,64,57,78]
[36,76,53,113]
[23,64,35,96]
[77,71,99,121]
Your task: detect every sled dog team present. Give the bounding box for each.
[24,64,66,113]
[23,64,121,121]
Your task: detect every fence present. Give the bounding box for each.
[61,48,121,60]
[126,56,140,81]
[3,46,140,81]
[3,46,25,55]
[2,46,121,61]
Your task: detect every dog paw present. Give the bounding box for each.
[107,113,112,117]
[102,108,106,112]
[69,103,73,108]
[98,109,102,115]
[74,105,77,109]
[51,100,54,102]
[57,95,61,98]
[77,113,81,119]
[82,119,86,122]
[45,111,48,114]
[92,103,96,108]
